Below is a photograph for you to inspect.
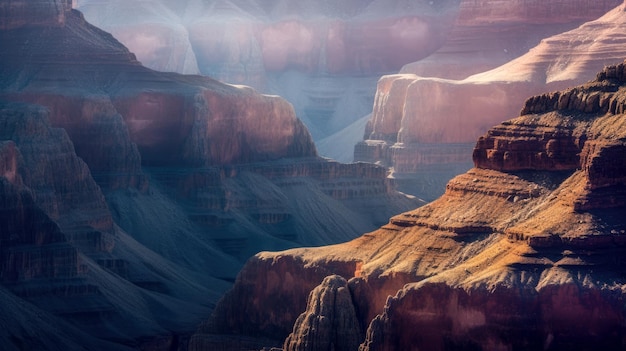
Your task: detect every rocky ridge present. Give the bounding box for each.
[202,62,626,350]
[282,275,362,351]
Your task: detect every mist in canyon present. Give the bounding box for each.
[1,0,626,350]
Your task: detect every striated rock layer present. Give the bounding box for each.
[201,62,626,350]
[356,0,626,200]
[0,1,420,347]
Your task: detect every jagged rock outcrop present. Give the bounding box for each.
[282,275,362,351]
[203,62,626,350]
[356,0,626,200]
[0,101,234,345]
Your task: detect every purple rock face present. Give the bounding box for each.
[0,0,72,29]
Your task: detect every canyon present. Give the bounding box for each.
[0,0,419,348]
[74,0,460,145]
[1,0,626,350]
[200,62,626,350]
[72,0,626,202]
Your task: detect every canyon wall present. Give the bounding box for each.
[355,0,625,200]
[75,0,459,145]
[201,62,626,350]
[0,2,420,348]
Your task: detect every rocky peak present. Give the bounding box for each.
[282,275,363,351]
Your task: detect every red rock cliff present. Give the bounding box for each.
[201,62,626,350]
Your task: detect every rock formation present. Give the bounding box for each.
[0,0,420,348]
[0,0,72,29]
[74,0,459,144]
[202,62,626,350]
[355,0,625,200]
[282,275,363,351]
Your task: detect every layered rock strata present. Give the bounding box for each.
[0,1,420,347]
[202,62,626,350]
[356,0,626,199]
[400,0,623,80]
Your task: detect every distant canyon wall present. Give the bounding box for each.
[355,0,625,200]
[75,0,460,142]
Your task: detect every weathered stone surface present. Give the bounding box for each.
[0,102,114,248]
[400,0,623,80]
[204,63,626,350]
[283,275,362,351]
[356,1,626,200]
[360,282,624,351]
[0,2,422,348]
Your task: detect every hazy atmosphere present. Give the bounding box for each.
[1,0,625,350]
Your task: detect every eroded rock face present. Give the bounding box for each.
[356,0,626,200]
[0,102,114,248]
[283,275,362,351]
[401,0,623,79]
[0,2,420,348]
[204,62,626,350]
[75,0,459,144]
[360,282,624,351]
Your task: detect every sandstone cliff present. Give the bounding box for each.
[356,0,626,200]
[202,62,626,350]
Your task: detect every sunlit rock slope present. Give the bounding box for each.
[199,61,626,351]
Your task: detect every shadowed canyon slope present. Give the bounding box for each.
[199,62,626,350]
[355,0,626,200]
[0,0,419,347]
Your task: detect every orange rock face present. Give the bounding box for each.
[203,62,626,350]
